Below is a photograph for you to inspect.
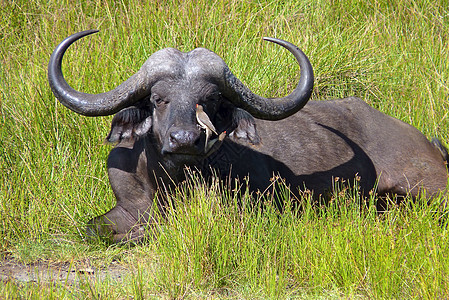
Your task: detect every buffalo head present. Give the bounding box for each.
[48,30,313,168]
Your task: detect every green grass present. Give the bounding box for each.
[1,0,449,298]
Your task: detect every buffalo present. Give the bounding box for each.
[48,30,448,242]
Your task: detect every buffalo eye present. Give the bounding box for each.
[202,93,221,113]
[151,94,167,107]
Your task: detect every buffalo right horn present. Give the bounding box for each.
[48,30,152,116]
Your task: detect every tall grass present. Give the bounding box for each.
[150,174,449,298]
[1,0,448,298]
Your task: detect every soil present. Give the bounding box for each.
[0,257,129,285]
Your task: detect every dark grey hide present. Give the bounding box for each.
[48,30,449,243]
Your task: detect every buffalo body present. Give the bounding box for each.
[48,31,448,242]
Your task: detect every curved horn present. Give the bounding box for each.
[221,38,314,120]
[48,30,151,116]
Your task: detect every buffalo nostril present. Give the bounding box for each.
[170,131,188,146]
[167,129,201,151]
[193,134,201,147]
[169,132,179,146]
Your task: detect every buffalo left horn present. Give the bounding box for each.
[218,38,314,121]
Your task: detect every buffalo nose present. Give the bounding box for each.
[165,128,201,153]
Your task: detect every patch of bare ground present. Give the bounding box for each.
[0,256,130,285]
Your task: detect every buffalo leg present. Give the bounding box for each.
[87,140,157,243]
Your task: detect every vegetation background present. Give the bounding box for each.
[1,0,448,298]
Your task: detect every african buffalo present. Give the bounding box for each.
[48,30,449,242]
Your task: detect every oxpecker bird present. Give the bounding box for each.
[196,104,218,151]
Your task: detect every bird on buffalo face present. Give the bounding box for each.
[196,104,218,151]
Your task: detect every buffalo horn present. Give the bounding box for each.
[220,38,314,120]
[48,30,152,116]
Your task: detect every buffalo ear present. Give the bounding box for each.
[229,108,261,145]
[106,107,152,143]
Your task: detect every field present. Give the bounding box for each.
[1,0,449,298]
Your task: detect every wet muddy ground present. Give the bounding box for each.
[0,257,129,284]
